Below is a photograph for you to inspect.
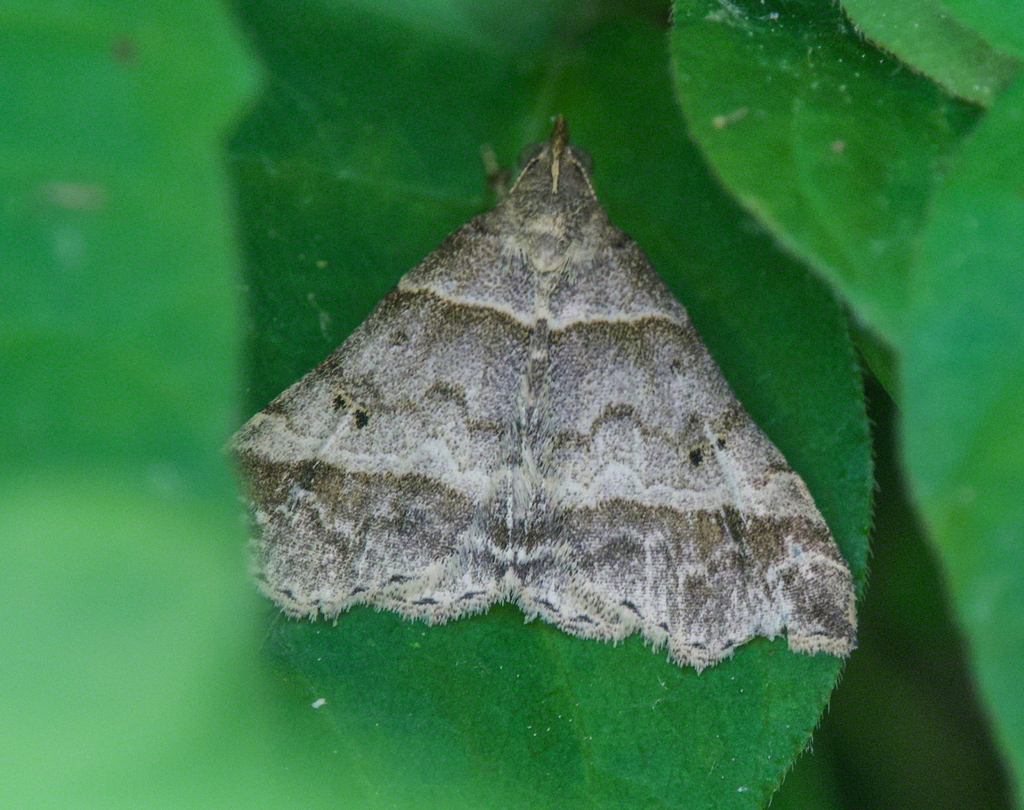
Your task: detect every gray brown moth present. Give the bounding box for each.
[232,117,856,672]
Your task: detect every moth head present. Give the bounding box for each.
[510,116,597,201]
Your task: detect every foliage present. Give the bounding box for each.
[1,0,1019,808]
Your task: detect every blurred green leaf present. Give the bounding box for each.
[0,2,339,808]
[776,377,1015,810]
[941,0,1024,56]
[839,0,1020,106]
[229,1,870,807]
[902,71,1024,804]
[0,475,253,807]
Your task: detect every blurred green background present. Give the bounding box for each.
[2,1,1021,808]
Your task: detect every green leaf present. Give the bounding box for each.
[839,0,1021,106]
[0,3,341,809]
[0,476,253,808]
[230,2,870,807]
[669,0,979,347]
[902,71,1024,803]
[774,378,1016,810]
[669,0,1024,804]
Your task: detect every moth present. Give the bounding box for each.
[232,117,856,671]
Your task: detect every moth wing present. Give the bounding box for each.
[510,231,856,670]
[232,221,533,621]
